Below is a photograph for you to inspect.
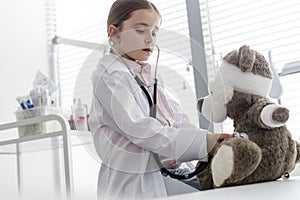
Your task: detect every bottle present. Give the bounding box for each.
[74,99,88,131]
[85,104,90,131]
[69,99,76,130]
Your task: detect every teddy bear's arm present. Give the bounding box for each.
[260,104,289,128]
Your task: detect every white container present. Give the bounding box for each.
[15,107,65,137]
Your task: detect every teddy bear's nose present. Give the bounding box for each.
[197,98,204,113]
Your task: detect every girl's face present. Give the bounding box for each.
[110,9,161,61]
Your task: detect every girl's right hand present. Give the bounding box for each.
[206,133,233,156]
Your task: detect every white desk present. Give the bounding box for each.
[162,176,300,200]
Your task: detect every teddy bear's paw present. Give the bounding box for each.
[272,107,289,123]
[211,138,262,187]
[211,145,234,187]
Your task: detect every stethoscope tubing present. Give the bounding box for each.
[108,37,208,179]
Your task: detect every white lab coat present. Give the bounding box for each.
[88,53,208,200]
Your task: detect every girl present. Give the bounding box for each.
[88,0,232,199]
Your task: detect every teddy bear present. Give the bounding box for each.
[196,45,300,190]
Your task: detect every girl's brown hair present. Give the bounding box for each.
[107,0,161,36]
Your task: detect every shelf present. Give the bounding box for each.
[0,114,94,154]
[0,130,93,155]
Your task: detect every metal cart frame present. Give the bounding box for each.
[0,114,74,200]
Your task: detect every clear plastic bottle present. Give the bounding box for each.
[74,99,88,131]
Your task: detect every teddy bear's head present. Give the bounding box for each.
[198,45,273,123]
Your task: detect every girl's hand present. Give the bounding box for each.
[206,133,233,156]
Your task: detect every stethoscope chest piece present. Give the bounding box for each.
[233,132,249,140]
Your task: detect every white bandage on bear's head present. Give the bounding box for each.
[220,45,273,97]
[198,45,273,123]
[218,61,272,97]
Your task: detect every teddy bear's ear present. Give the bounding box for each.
[238,45,256,72]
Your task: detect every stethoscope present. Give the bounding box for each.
[108,37,159,117]
[108,37,209,179]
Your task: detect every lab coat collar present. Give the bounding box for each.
[98,53,129,74]
[99,53,151,75]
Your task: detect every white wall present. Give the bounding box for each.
[0,1,54,199]
[0,0,49,124]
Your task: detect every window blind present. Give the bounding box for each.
[54,0,108,111]
[199,0,300,139]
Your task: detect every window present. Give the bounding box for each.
[199,0,300,139]
[54,0,110,110]
[50,0,300,139]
